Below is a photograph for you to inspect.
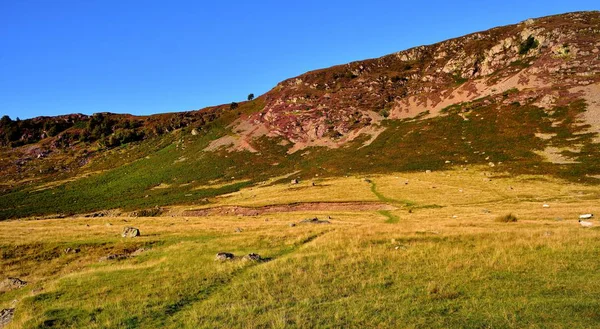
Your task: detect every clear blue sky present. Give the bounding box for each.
[1,1,597,119]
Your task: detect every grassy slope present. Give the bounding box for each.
[1,96,598,219]
[1,171,600,328]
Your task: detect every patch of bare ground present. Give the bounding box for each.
[183,202,395,216]
[570,83,600,142]
[534,146,580,164]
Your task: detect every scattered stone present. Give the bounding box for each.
[130,248,146,256]
[425,170,432,173]
[542,204,550,208]
[579,214,594,219]
[488,162,495,167]
[364,178,372,183]
[0,308,15,328]
[84,212,105,218]
[243,253,261,262]
[191,128,199,136]
[215,252,235,261]
[290,179,299,184]
[0,278,27,292]
[122,227,140,238]
[445,160,451,164]
[63,247,80,254]
[99,254,129,262]
[99,248,146,262]
[289,223,296,227]
[300,217,330,224]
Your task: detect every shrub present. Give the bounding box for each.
[495,213,518,222]
[519,36,539,55]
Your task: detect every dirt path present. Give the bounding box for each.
[182,202,395,216]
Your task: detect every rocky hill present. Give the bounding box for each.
[1,11,599,219]
[219,11,600,152]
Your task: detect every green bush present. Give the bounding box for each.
[519,36,539,55]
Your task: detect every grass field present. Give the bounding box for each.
[2,169,599,328]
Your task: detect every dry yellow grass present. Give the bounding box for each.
[1,169,600,328]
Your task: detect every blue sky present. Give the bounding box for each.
[1,1,597,119]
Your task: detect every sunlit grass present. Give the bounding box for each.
[1,171,599,328]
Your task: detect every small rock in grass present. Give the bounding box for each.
[63,247,80,254]
[243,253,261,262]
[289,223,296,227]
[0,308,15,327]
[99,254,129,262]
[122,227,140,238]
[0,278,27,292]
[215,252,235,261]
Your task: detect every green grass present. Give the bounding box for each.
[369,180,415,207]
[378,210,400,223]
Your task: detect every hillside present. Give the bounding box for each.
[2,11,600,329]
[1,11,600,219]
